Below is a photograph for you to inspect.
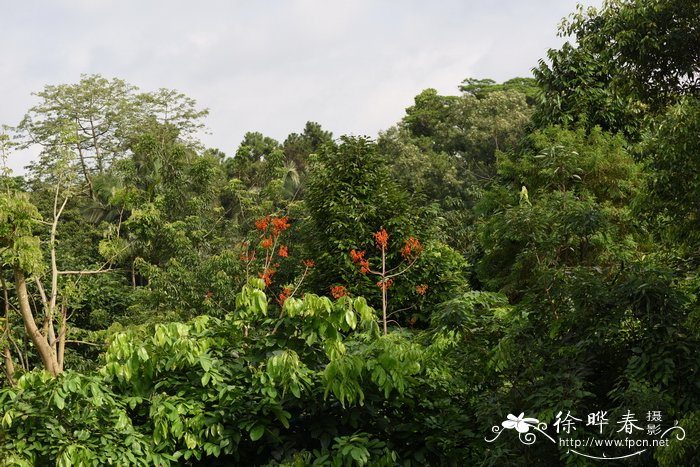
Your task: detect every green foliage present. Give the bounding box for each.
[403,80,533,163]
[532,39,643,137]
[477,125,641,295]
[453,89,532,166]
[469,122,700,464]
[0,281,483,464]
[0,371,167,465]
[461,77,539,104]
[656,411,700,466]
[0,191,44,274]
[98,286,450,464]
[642,97,700,255]
[282,121,334,174]
[563,0,700,106]
[497,126,638,203]
[403,88,459,147]
[533,0,700,137]
[18,75,138,177]
[304,136,413,294]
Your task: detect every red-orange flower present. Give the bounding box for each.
[401,236,423,259]
[261,237,273,249]
[330,285,347,299]
[374,229,389,249]
[276,286,292,305]
[350,249,371,273]
[350,249,366,263]
[359,260,370,274]
[271,216,291,235]
[376,278,394,290]
[255,216,270,231]
[278,245,288,257]
[302,259,315,268]
[415,284,428,295]
[259,268,275,286]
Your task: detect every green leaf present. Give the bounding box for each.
[249,425,264,441]
[1,411,12,428]
[254,290,268,315]
[350,447,366,462]
[53,393,65,410]
[201,372,211,386]
[345,309,357,329]
[137,347,149,361]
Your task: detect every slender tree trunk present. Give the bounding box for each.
[2,348,15,386]
[14,268,60,376]
[89,117,104,174]
[57,302,67,372]
[43,186,69,365]
[381,245,387,336]
[2,276,17,385]
[76,121,95,199]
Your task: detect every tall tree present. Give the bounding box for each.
[282,121,334,174]
[19,75,209,199]
[19,75,138,197]
[532,0,700,136]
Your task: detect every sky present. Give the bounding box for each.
[0,0,601,174]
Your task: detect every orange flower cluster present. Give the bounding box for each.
[261,237,273,249]
[256,215,291,237]
[248,216,294,289]
[401,236,423,259]
[271,216,291,235]
[259,267,276,286]
[255,216,270,231]
[350,249,365,262]
[330,285,347,299]
[302,259,316,268]
[415,284,429,295]
[376,278,394,290]
[350,249,370,274]
[374,229,389,249]
[277,286,292,305]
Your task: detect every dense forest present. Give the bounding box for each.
[1,0,699,465]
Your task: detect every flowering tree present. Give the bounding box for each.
[350,228,423,335]
[240,215,315,312]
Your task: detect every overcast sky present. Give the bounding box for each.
[1,0,601,173]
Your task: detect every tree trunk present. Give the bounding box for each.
[76,121,95,199]
[2,348,15,386]
[57,302,67,372]
[90,117,104,173]
[2,276,17,385]
[14,269,60,376]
